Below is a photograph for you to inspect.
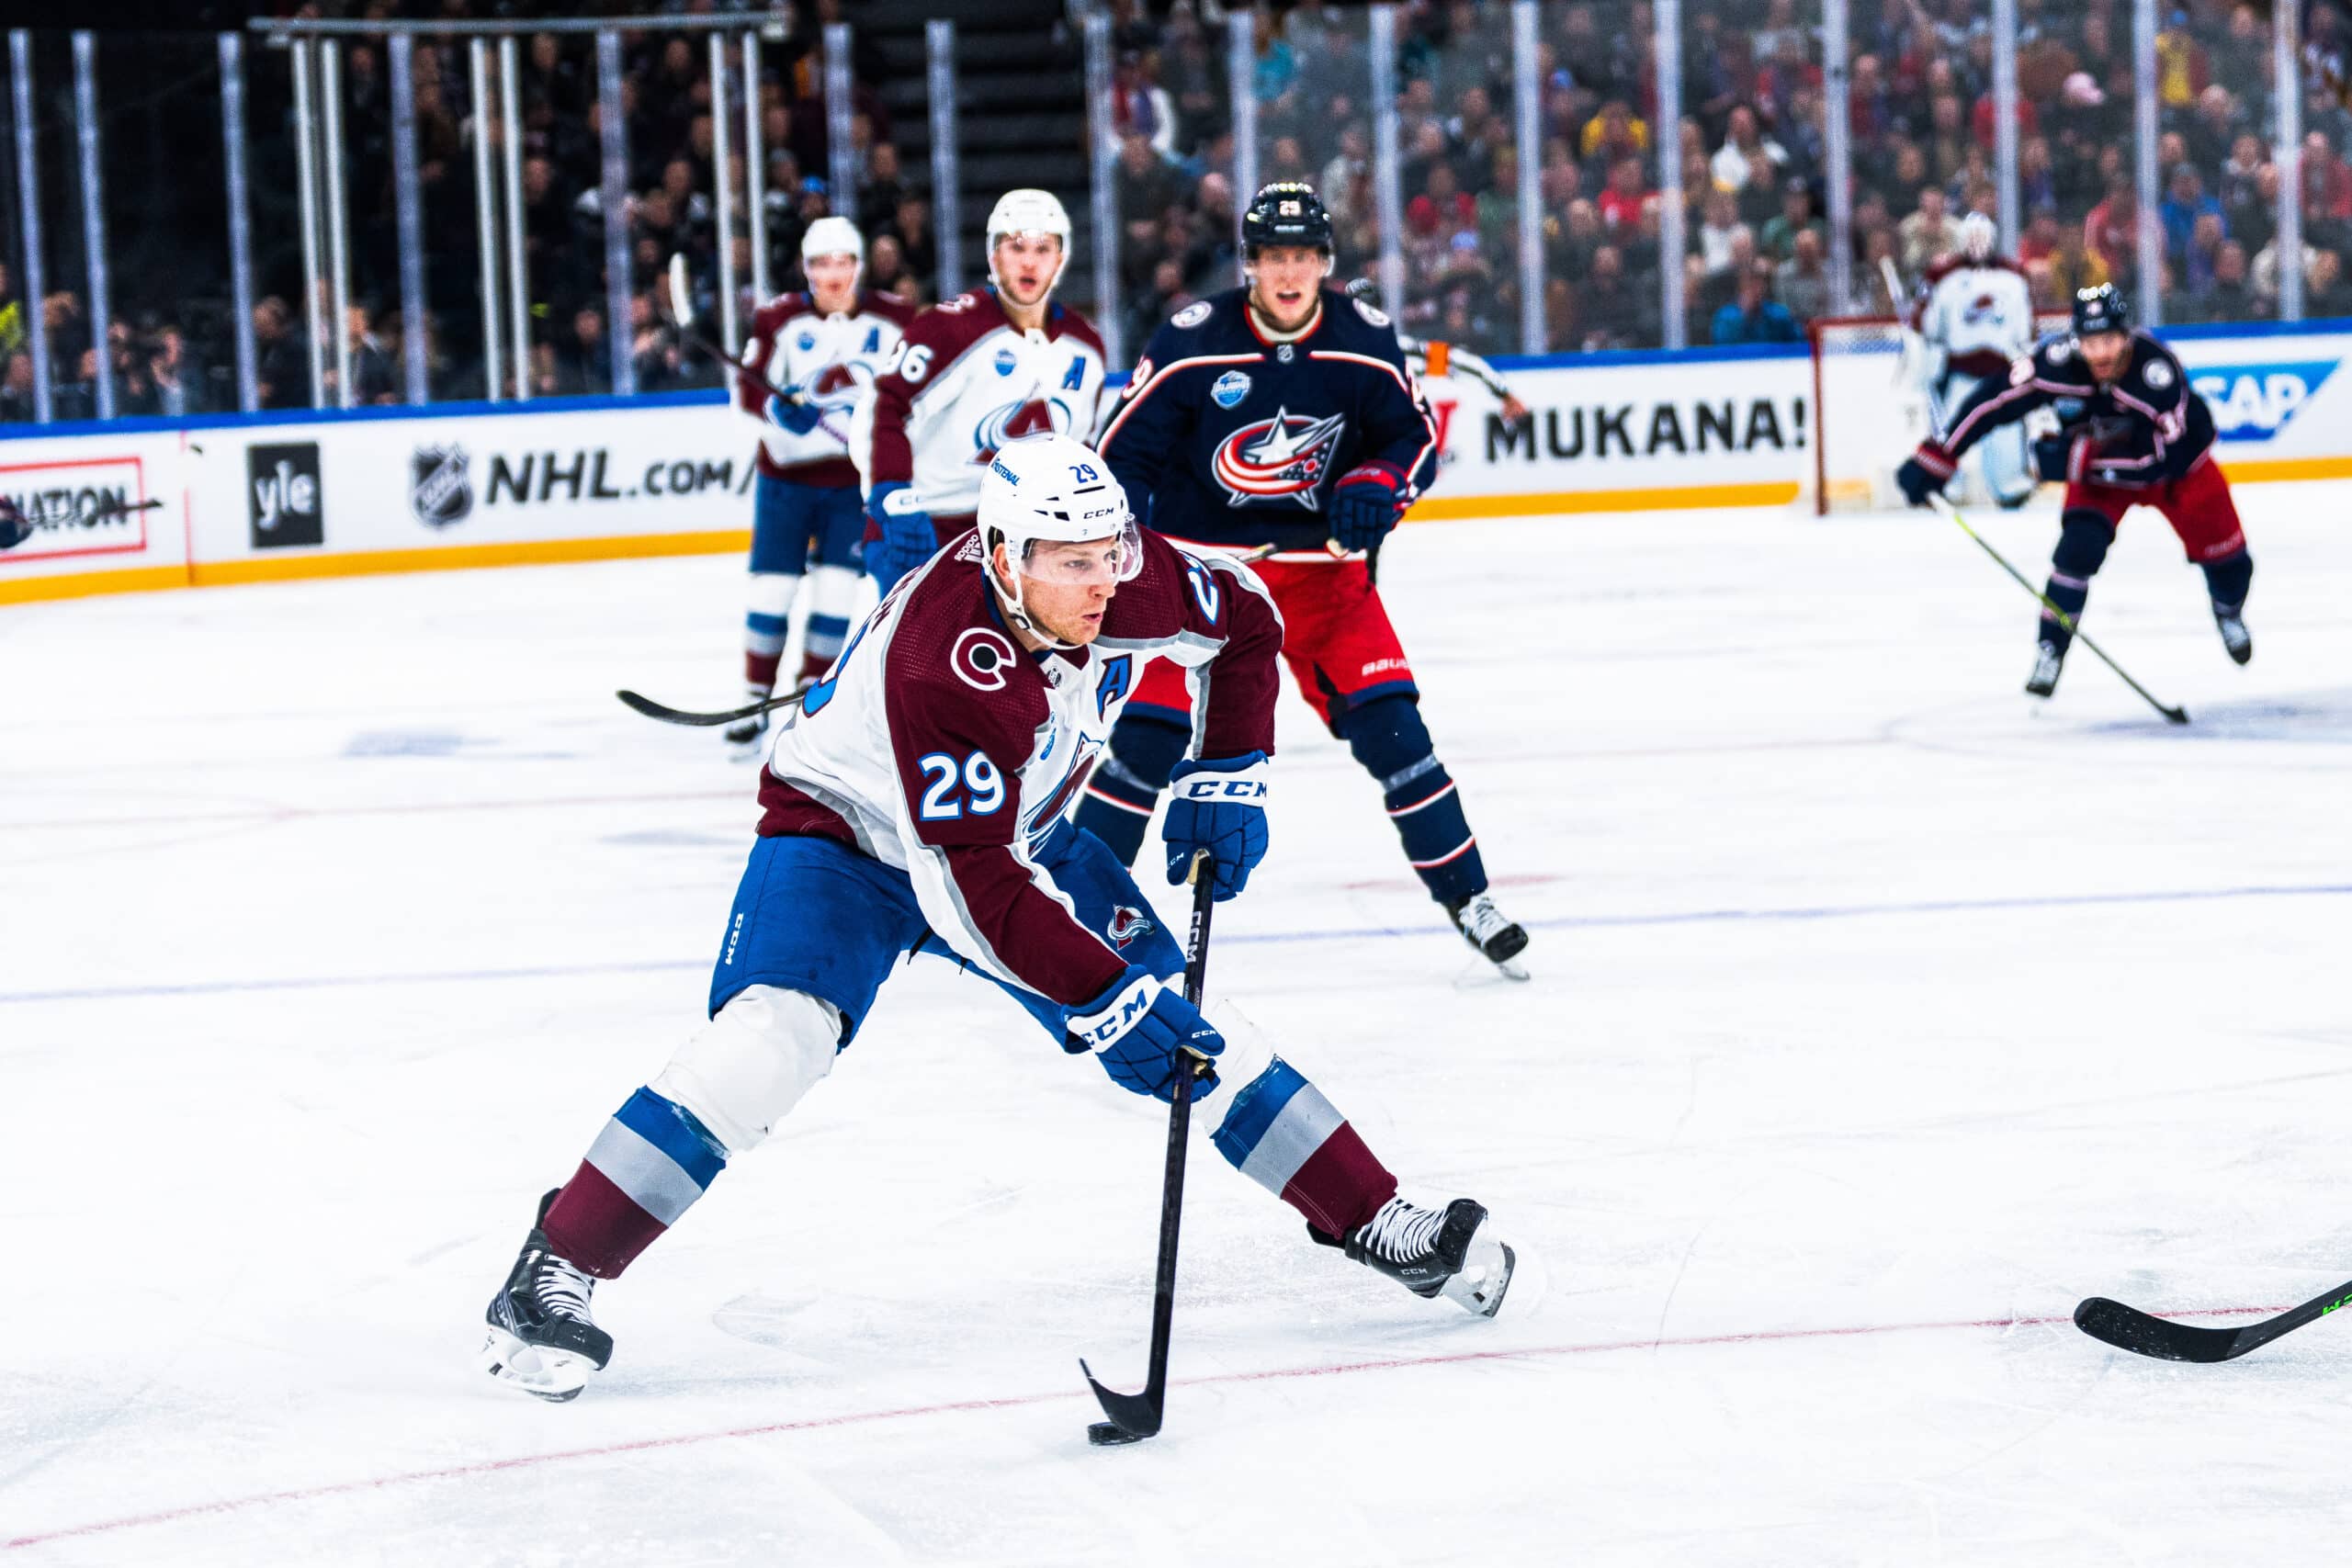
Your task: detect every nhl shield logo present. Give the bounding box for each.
[411,445,473,528]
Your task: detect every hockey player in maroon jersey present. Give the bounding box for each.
[726,217,918,750]
[851,189,1109,593]
[480,434,1517,1402]
[1071,183,1530,976]
[1896,285,2254,697]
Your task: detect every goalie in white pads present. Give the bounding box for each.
[480,434,1518,1402]
[1907,212,2037,508]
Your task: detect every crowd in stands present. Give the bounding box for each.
[3,0,2349,422]
[1108,0,2352,354]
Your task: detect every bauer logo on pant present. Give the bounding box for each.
[411,445,474,529]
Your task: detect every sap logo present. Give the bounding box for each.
[2189,360,2338,442]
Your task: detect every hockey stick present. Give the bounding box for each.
[1928,495,2189,725]
[2075,1280,2352,1362]
[0,494,164,550]
[1082,852,1218,1446]
[664,254,850,445]
[615,685,814,728]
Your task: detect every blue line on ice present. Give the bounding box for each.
[7,881,2349,1006]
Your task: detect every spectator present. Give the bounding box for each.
[1711,106,1787,194]
[1696,188,1750,277]
[254,297,308,411]
[2310,247,2352,316]
[1577,244,1659,347]
[147,325,200,418]
[1898,186,1964,272]
[2083,173,2138,275]
[1713,260,1800,344]
[0,350,33,423]
[347,307,398,406]
[1758,177,1822,262]
[2159,164,2226,268]
[1775,227,1834,321]
[557,305,610,396]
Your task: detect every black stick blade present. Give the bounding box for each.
[1080,1357,1162,1443]
[2161,706,2191,726]
[2074,1296,2246,1361]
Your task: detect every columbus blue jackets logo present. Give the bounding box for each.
[1210,407,1347,508]
[1106,905,1155,949]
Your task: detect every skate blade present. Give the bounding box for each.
[480,1325,597,1402]
[1439,1229,1519,1319]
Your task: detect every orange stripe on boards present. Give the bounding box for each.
[2217,456,2352,484]
[190,530,752,586]
[1406,481,1802,521]
[0,565,192,605]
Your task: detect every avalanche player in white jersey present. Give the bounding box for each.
[726,218,919,749]
[851,189,1109,592]
[481,434,1518,1402]
[1908,212,2037,508]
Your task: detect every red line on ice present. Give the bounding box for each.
[0,1304,2283,1552]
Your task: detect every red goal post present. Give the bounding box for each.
[1806,311,2070,513]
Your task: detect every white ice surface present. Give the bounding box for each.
[6,489,2352,1565]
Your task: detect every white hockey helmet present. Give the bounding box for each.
[985,188,1072,292]
[1960,210,1997,263]
[977,432,1143,638]
[800,215,865,284]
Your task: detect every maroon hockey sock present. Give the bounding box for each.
[1282,1122,1399,1237]
[539,1163,670,1280]
[745,649,783,693]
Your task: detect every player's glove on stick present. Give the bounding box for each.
[1162,751,1270,901]
[1067,965,1225,1102]
[1329,462,1406,551]
[2032,432,2079,483]
[765,388,824,436]
[1894,448,1951,508]
[865,481,934,591]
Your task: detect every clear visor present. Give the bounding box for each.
[1012,517,1145,588]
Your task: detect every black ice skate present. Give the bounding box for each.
[480,1189,613,1402]
[723,698,770,750]
[2025,640,2065,698]
[1445,891,1529,978]
[1311,1196,1516,1318]
[2214,605,2253,665]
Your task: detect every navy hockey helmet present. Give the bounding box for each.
[2071,284,2132,339]
[1241,182,1334,258]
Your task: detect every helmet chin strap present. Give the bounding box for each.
[984,534,1081,651]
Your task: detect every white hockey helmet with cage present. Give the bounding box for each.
[1959,210,1997,263]
[976,433,1143,639]
[985,188,1073,292]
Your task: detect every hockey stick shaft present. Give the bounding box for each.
[1928,495,2188,725]
[1082,854,1217,1442]
[665,253,850,444]
[615,686,810,728]
[2075,1277,2352,1362]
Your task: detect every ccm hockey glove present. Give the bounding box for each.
[1066,965,1225,1102]
[1162,750,1270,901]
[865,481,935,592]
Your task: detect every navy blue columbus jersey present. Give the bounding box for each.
[1094,287,1437,555]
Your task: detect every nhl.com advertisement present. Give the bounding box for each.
[5,323,2350,604]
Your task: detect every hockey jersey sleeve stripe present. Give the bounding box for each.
[1311,350,1441,485]
[1096,352,1263,450]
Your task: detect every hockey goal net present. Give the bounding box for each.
[1806,312,2069,514]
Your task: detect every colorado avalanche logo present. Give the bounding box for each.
[951,626,1017,691]
[972,397,1074,459]
[1106,905,1156,949]
[1210,407,1348,508]
[806,360,872,413]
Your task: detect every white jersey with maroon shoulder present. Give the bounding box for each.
[850,288,1109,523]
[736,289,919,483]
[1909,257,2035,379]
[752,527,1280,1008]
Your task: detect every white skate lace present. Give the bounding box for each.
[1457,894,1513,946]
[1356,1197,1446,1264]
[534,1253,597,1324]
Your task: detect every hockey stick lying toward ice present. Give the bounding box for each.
[615,548,1285,728]
[664,254,851,445]
[0,494,164,550]
[2075,1279,2352,1362]
[1082,852,1218,1446]
[1928,494,2189,725]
